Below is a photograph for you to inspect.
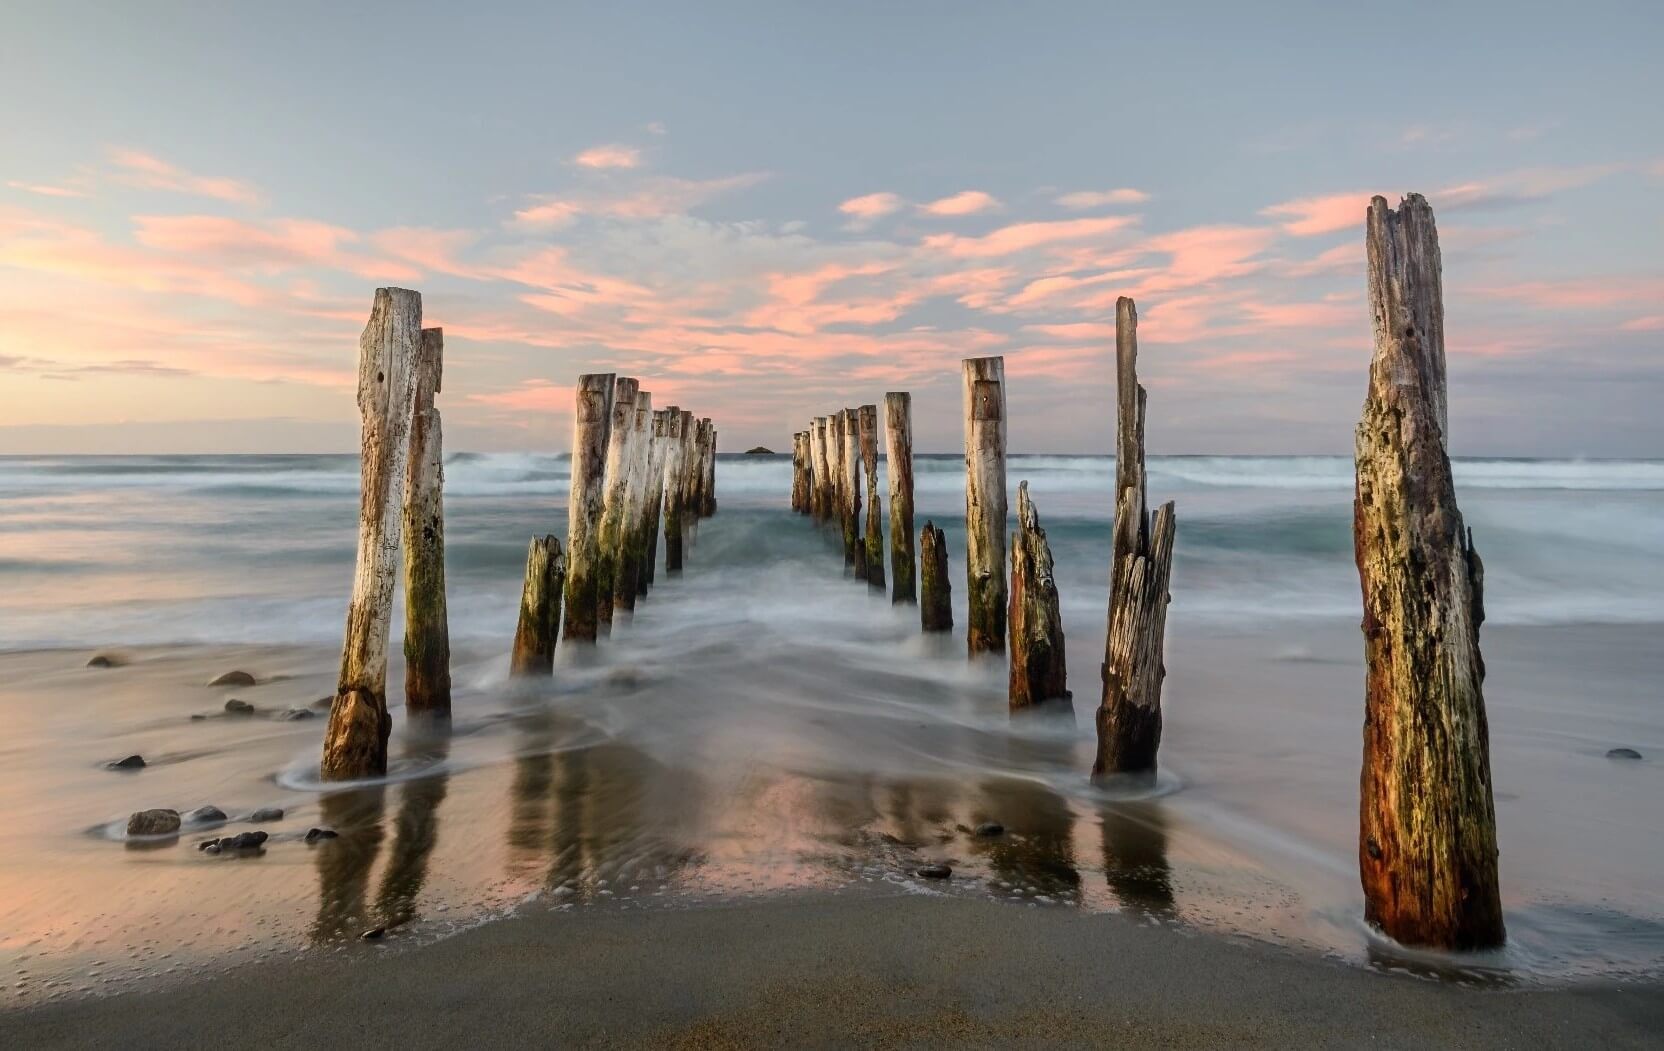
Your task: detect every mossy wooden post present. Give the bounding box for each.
[842,408,864,577]
[829,411,848,557]
[510,536,565,675]
[920,521,952,633]
[1009,481,1069,713]
[562,374,615,643]
[859,404,885,592]
[962,356,1007,656]
[640,409,668,593]
[676,409,697,549]
[614,391,653,614]
[1093,298,1177,783]
[595,377,640,636]
[702,422,718,517]
[812,417,833,521]
[884,393,915,604]
[791,431,808,512]
[321,287,422,781]
[663,408,687,573]
[1356,193,1502,950]
[402,326,451,720]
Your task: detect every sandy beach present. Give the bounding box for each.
[9,891,1663,1048]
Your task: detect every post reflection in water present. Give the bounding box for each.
[311,785,387,944]
[977,777,1082,902]
[376,733,453,930]
[1098,800,1175,917]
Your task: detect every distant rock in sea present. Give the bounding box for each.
[1606,747,1644,760]
[208,670,257,687]
[745,446,774,455]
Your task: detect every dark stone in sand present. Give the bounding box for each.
[916,864,953,880]
[208,830,269,853]
[127,809,181,836]
[278,708,315,721]
[1607,748,1644,760]
[86,654,126,669]
[107,754,146,771]
[744,446,774,455]
[305,827,339,843]
[249,807,284,823]
[189,713,207,722]
[200,842,221,855]
[974,822,1005,838]
[208,671,257,688]
[185,805,227,825]
[361,926,386,941]
[224,699,255,715]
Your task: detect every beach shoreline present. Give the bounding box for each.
[6,888,1662,1048]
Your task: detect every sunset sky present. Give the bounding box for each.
[3,3,1661,455]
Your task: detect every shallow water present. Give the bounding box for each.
[0,453,1660,1006]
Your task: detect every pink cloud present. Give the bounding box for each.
[469,381,575,413]
[1620,315,1664,332]
[131,215,421,283]
[513,173,769,227]
[920,190,1000,216]
[6,181,89,199]
[1054,188,1149,209]
[1474,277,1664,310]
[1020,321,1119,342]
[1240,298,1357,329]
[922,215,1135,259]
[107,148,262,206]
[1260,191,1374,236]
[573,144,642,169]
[838,192,904,230]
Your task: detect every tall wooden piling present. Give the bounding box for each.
[402,326,451,720]
[829,411,848,556]
[791,431,809,513]
[663,408,687,573]
[962,356,1007,655]
[613,390,653,614]
[701,421,717,517]
[321,287,423,780]
[510,536,565,675]
[1093,298,1177,783]
[843,408,864,576]
[814,417,834,521]
[1008,481,1068,713]
[1355,193,1502,950]
[595,377,640,636]
[859,404,885,592]
[640,409,669,592]
[562,373,615,643]
[884,393,915,604]
[920,521,952,633]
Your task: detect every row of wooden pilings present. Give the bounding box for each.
[316,300,718,782]
[789,300,1174,788]
[790,193,1503,953]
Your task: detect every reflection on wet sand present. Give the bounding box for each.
[978,778,1082,902]
[1099,801,1174,917]
[312,786,387,943]
[377,734,453,930]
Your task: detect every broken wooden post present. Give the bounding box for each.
[595,377,640,636]
[1093,298,1177,783]
[791,431,809,513]
[321,287,422,780]
[510,536,565,675]
[885,392,916,605]
[860,404,885,592]
[1356,193,1503,950]
[402,326,450,721]
[562,373,615,643]
[1008,481,1069,713]
[613,390,653,614]
[663,408,687,573]
[920,521,952,633]
[640,409,668,592]
[962,356,1007,656]
[843,408,864,577]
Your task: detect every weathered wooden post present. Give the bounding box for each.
[812,417,833,521]
[321,288,422,780]
[843,408,864,577]
[663,408,687,572]
[884,393,916,605]
[1009,481,1069,713]
[859,404,885,592]
[962,356,1007,655]
[1355,193,1503,950]
[791,432,808,512]
[829,411,848,556]
[1093,298,1177,783]
[613,391,653,614]
[595,378,640,636]
[677,409,697,548]
[403,326,450,720]
[640,409,668,592]
[702,422,717,517]
[510,536,565,675]
[562,374,615,643]
[920,521,952,633]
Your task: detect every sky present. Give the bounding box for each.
[2,2,1661,456]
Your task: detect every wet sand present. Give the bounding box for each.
[7,889,1662,1049]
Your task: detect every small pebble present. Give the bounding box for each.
[208,671,257,687]
[86,654,125,669]
[973,822,1005,838]
[249,807,284,823]
[107,755,146,771]
[278,708,315,721]
[305,827,339,843]
[184,805,227,824]
[224,699,254,715]
[1606,747,1644,760]
[917,864,953,880]
[361,927,385,941]
[126,809,181,837]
